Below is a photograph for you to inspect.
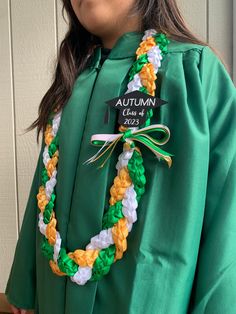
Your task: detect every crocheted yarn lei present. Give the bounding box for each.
[37,29,173,285]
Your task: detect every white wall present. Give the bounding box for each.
[0,0,234,299]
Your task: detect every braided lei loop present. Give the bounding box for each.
[37,29,173,285]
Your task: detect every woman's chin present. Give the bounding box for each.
[82,20,115,37]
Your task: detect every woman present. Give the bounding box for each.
[5,0,236,313]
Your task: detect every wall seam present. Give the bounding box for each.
[206,0,209,43]
[54,0,59,55]
[8,0,20,238]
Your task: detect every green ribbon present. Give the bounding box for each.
[88,124,174,169]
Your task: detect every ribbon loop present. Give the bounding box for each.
[83,124,174,169]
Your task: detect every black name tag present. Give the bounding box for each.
[105,90,167,127]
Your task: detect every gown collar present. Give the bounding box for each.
[88,30,144,68]
[87,30,207,69]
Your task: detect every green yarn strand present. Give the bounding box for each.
[48,135,59,157]
[153,33,170,55]
[129,54,148,81]
[41,237,54,260]
[102,201,124,229]
[57,248,78,277]
[127,150,146,201]
[41,167,49,186]
[43,193,56,224]
[90,245,116,281]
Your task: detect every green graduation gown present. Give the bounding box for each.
[5,31,236,314]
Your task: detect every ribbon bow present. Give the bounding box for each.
[83,124,174,169]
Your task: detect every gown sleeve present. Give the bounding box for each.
[189,46,236,313]
[4,141,44,310]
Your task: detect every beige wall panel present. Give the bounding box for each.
[57,0,68,48]
[178,0,207,41]
[0,0,18,293]
[209,0,233,76]
[10,0,57,227]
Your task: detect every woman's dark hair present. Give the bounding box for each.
[29,0,224,141]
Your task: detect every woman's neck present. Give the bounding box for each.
[99,18,142,49]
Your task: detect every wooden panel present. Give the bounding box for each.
[10,0,57,227]
[0,0,18,292]
[209,0,233,77]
